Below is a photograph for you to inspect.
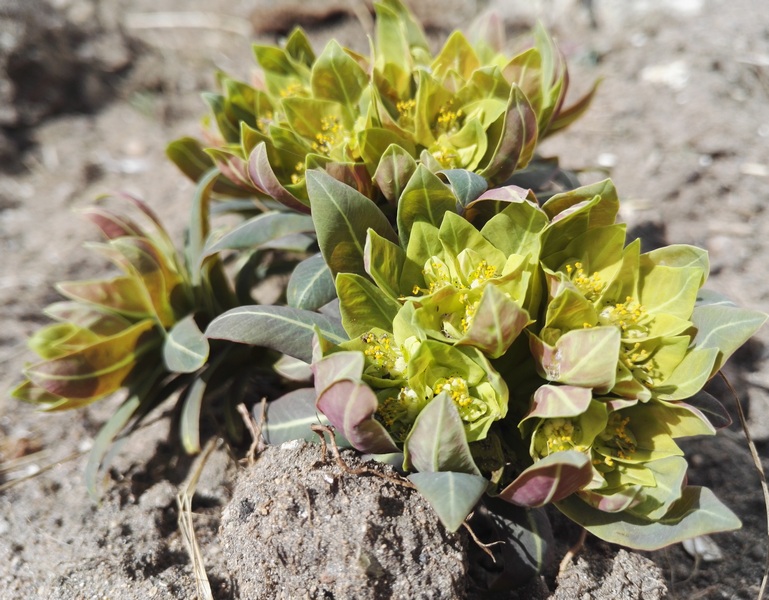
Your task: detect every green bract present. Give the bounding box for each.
[167,0,596,208]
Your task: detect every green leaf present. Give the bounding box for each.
[336,273,401,338]
[163,314,209,374]
[408,471,488,532]
[556,486,741,551]
[405,392,481,475]
[372,143,418,204]
[690,303,767,375]
[540,179,619,239]
[202,212,314,261]
[396,165,458,247]
[205,305,347,363]
[262,387,334,445]
[431,30,481,82]
[479,191,548,257]
[311,39,369,119]
[316,379,399,454]
[179,359,222,454]
[364,229,406,300]
[284,27,316,66]
[287,253,337,311]
[652,347,719,401]
[437,169,488,211]
[498,450,593,508]
[307,169,397,277]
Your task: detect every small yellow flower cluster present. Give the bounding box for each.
[435,104,463,135]
[459,294,479,334]
[361,332,400,371]
[290,161,305,185]
[597,412,637,466]
[433,376,472,408]
[396,99,416,127]
[565,262,604,301]
[599,296,649,337]
[279,82,306,98]
[541,418,584,454]
[468,260,497,288]
[378,386,420,429]
[431,142,461,168]
[312,116,345,156]
[256,110,276,133]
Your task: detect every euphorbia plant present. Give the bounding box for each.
[9,0,767,593]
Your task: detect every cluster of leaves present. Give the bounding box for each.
[167,0,595,211]
[12,0,767,588]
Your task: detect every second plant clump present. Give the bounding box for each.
[12,0,767,588]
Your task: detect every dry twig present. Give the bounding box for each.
[177,438,218,600]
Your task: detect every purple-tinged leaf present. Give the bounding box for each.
[44,302,132,336]
[459,285,530,358]
[498,450,592,507]
[408,471,488,532]
[206,148,253,192]
[248,142,311,214]
[25,319,159,402]
[525,384,593,420]
[529,327,620,393]
[373,144,418,205]
[579,487,641,513]
[478,84,538,184]
[311,350,365,396]
[323,161,375,200]
[56,277,151,319]
[404,392,481,476]
[316,379,399,454]
[80,206,142,240]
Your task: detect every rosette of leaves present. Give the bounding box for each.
[512,179,769,549]
[167,0,596,212]
[10,185,311,496]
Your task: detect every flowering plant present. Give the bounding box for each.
[11,0,767,590]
